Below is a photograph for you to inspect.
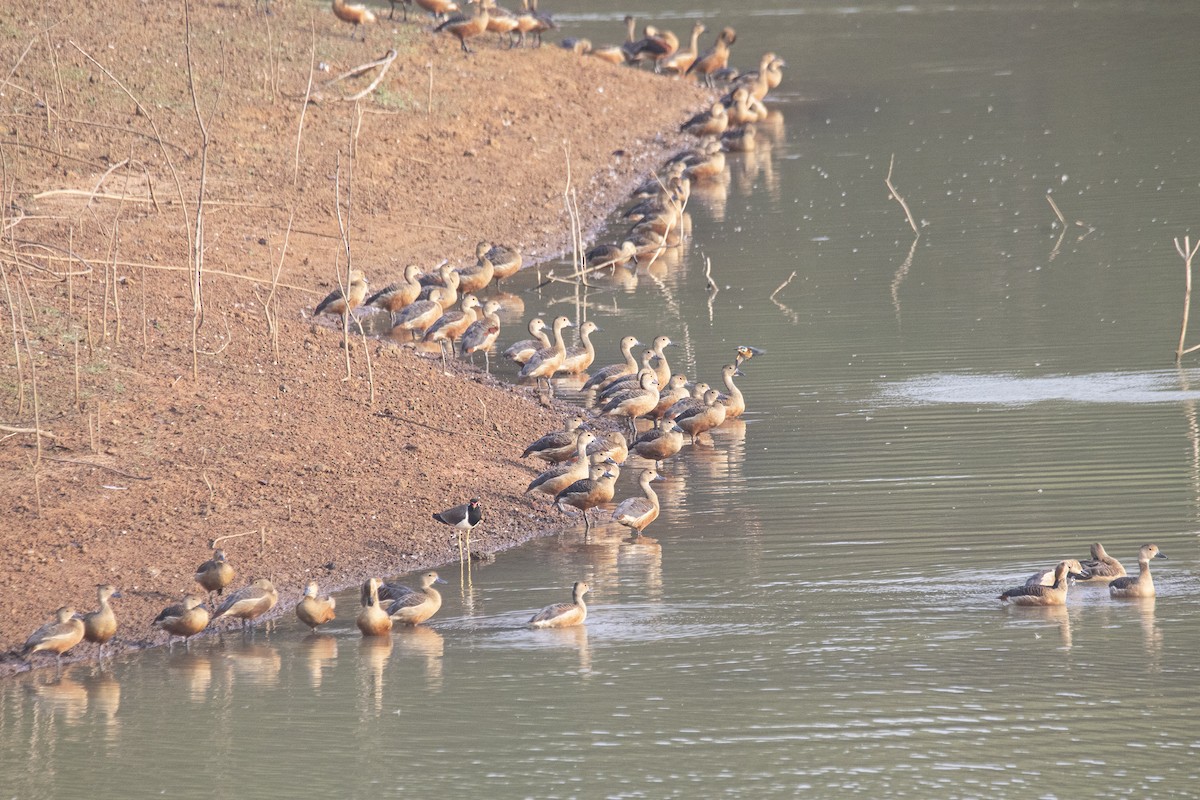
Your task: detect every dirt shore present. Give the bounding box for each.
[0,0,710,673]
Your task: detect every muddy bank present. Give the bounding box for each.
[0,0,710,673]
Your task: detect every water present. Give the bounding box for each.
[5,1,1200,797]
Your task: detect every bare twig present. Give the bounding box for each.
[1175,236,1200,363]
[885,154,920,237]
[704,255,718,324]
[43,456,151,481]
[184,0,212,381]
[1046,194,1066,226]
[770,270,796,301]
[0,424,56,438]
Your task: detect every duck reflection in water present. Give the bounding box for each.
[359,636,393,717]
[221,642,282,688]
[395,626,446,691]
[83,669,122,736]
[27,667,89,724]
[168,649,212,702]
[301,633,339,691]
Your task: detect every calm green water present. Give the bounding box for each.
[5,2,1200,797]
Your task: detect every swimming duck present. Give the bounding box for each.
[365,264,424,314]
[505,318,551,365]
[314,269,369,323]
[721,125,757,153]
[22,606,85,668]
[195,548,235,601]
[561,320,601,374]
[387,571,447,625]
[582,335,642,392]
[999,561,1079,606]
[152,595,210,649]
[81,584,121,657]
[1109,544,1167,599]
[661,21,705,76]
[297,582,337,631]
[331,0,376,40]
[415,0,459,20]
[356,578,393,636]
[392,287,448,341]
[612,468,664,535]
[687,26,736,88]
[555,465,618,532]
[526,430,598,498]
[716,363,747,418]
[211,578,279,629]
[483,242,523,285]
[460,300,503,372]
[681,102,729,138]
[519,315,574,396]
[601,371,661,436]
[522,416,588,462]
[1079,542,1126,582]
[631,423,686,469]
[529,581,589,628]
[433,498,483,559]
[1026,559,1088,587]
[436,0,490,53]
[674,389,727,444]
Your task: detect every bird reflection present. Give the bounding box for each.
[358,636,393,717]
[689,171,731,222]
[1136,598,1162,667]
[619,534,663,601]
[168,649,212,702]
[539,625,591,675]
[300,634,339,691]
[28,668,88,724]
[83,669,121,737]
[488,290,525,320]
[394,626,445,691]
[221,643,282,688]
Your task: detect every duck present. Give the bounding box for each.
[433,498,483,559]
[417,266,461,308]
[597,353,659,403]
[601,371,661,436]
[415,0,459,20]
[81,584,121,657]
[1079,542,1126,582]
[687,26,736,88]
[331,0,376,41]
[424,294,482,369]
[587,429,628,465]
[585,240,638,271]
[152,595,210,649]
[514,0,555,48]
[673,389,727,444]
[618,15,640,63]
[554,465,618,532]
[522,415,588,462]
[387,571,447,625]
[211,578,279,629]
[629,24,678,73]
[357,578,393,636]
[681,102,729,138]
[716,363,747,418]
[612,468,664,536]
[664,381,711,421]
[999,561,1079,606]
[683,142,727,182]
[648,374,690,426]
[392,287,448,341]
[1026,559,1088,587]
[526,430,598,498]
[581,335,642,392]
[484,0,521,47]
[661,21,705,76]
[195,548,235,601]
[296,582,337,631]
[529,581,589,628]
[561,320,601,374]
[723,87,765,127]
[631,161,685,200]
[721,125,757,153]
[1109,544,1168,599]
[314,269,369,323]
[483,242,522,286]
[647,335,675,387]
[733,52,785,102]
[460,300,503,372]
[436,0,490,53]
[630,423,686,470]
[455,251,495,295]
[21,606,85,668]
[505,318,551,365]
[588,41,626,65]
[519,315,574,396]
[364,264,424,314]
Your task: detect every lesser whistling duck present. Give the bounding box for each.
[81,584,121,657]
[665,381,711,420]
[526,430,598,498]
[522,415,588,462]
[674,389,727,443]
[211,578,279,629]
[716,363,747,418]
[661,21,705,76]
[365,264,424,314]
[415,0,459,20]
[681,102,729,138]
[598,356,658,403]
[632,161,686,199]
[555,465,618,532]
[392,287,448,341]
[505,318,551,365]
[484,242,523,285]
[514,0,555,48]
[297,582,337,631]
[612,468,664,535]
[418,266,461,308]
[602,371,661,436]
[433,498,483,559]
[649,374,691,425]
[387,571,447,625]
[1109,544,1167,599]
[733,52,786,102]
[356,578,393,637]
[589,41,626,65]
[436,0,490,53]
[314,269,369,322]
[1000,561,1080,606]
[683,140,727,182]
[631,423,686,469]
[722,125,757,153]
[582,335,642,392]
[561,320,601,374]
[484,0,521,47]
[456,250,495,295]
[195,548,235,601]
[22,607,85,668]
[332,0,377,41]
[1026,559,1088,587]
[1079,542,1126,582]
[425,294,482,369]
[519,314,574,396]
[587,429,629,466]
[529,581,589,628]
[153,595,210,648]
[586,240,638,271]
[629,24,678,73]
[460,299,503,372]
[724,87,765,127]
[687,26,736,88]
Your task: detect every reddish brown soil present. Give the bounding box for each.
[0,0,710,673]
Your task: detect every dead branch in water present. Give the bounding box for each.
[1175,235,1200,363]
[704,255,718,324]
[1046,194,1066,226]
[770,270,796,301]
[885,154,920,237]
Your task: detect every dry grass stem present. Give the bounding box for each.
[1046,194,1066,226]
[885,154,920,237]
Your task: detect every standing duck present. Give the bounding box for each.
[455,251,495,294]
[81,584,122,658]
[505,318,551,365]
[612,468,664,536]
[582,335,642,392]
[436,0,490,53]
[529,581,589,628]
[388,572,447,625]
[357,578,393,636]
[519,315,574,396]
[555,465,618,532]
[999,561,1081,606]
[460,300,503,372]
[425,294,483,370]
[331,0,376,40]
[195,548,235,602]
[314,271,369,323]
[526,430,598,498]
[392,287,448,341]
[522,416,588,462]
[716,363,747,418]
[561,320,601,375]
[21,607,85,669]
[211,578,279,630]
[365,264,424,315]
[648,374,690,426]
[483,242,523,286]
[631,423,686,470]
[673,389,727,444]
[661,21,705,76]
[687,26,736,88]
[601,371,661,436]
[586,240,638,271]
[152,595,210,649]
[1109,544,1168,599]
[681,102,729,138]
[297,582,338,631]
